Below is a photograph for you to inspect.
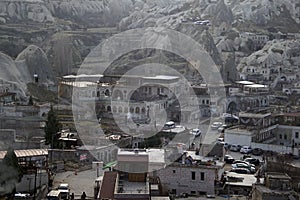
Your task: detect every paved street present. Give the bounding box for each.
[52,168,97,199]
[176,196,247,200]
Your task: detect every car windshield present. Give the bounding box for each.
[58,185,68,190]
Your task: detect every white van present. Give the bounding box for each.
[58,183,69,200]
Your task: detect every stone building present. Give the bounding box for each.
[251,172,300,200]
[225,110,277,146]
[0,104,50,150]
[240,32,269,50]
[97,148,166,200]
[156,151,225,196]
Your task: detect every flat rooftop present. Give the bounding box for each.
[226,126,253,135]
[244,84,268,88]
[0,149,48,159]
[117,180,149,195]
[254,184,293,194]
[239,112,271,118]
[236,81,254,85]
[266,172,291,180]
[225,172,263,187]
[142,75,179,81]
[63,74,103,79]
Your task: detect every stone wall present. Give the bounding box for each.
[156,164,217,196]
[16,171,48,193]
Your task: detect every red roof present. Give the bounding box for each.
[100,171,117,199]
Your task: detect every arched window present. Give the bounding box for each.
[141,107,146,114]
[118,106,123,113]
[130,107,134,113]
[104,89,110,97]
[135,107,140,114]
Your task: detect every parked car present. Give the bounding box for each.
[190,128,201,137]
[47,190,61,200]
[244,158,260,166]
[223,143,230,149]
[233,160,255,167]
[224,155,235,164]
[57,183,69,200]
[240,146,252,154]
[230,168,251,174]
[164,121,175,129]
[218,126,225,133]
[211,122,223,130]
[108,135,121,141]
[229,144,241,152]
[217,137,224,143]
[206,194,216,198]
[252,148,264,156]
[14,193,31,200]
[232,163,256,173]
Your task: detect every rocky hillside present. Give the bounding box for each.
[0,45,55,99]
[0,0,134,27]
[227,0,300,33]
[0,0,299,100]
[237,40,300,87]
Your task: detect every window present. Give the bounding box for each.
[296,132,299,139]
[279,134,282,139]
[200,172,205,181]
[191,191,196,195]
[172,170,176,174]
[191,171,196,180]
[171,189,176,194]
[161,88,164,93]
[284,135,287,140]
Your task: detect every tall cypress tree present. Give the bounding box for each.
[28,96,33,106]
[44,105,61,148]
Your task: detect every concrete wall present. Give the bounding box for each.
[16,171,48,193]
[251,143,293,154]
[224,130,252,146]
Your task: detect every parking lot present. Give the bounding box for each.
[51,168,97,199]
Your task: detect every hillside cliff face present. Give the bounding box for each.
[0,45,55,99]
[227,0,300,32]
[0,0,134,27]
[237,40,300,87]
[0,52,27,98]
[0,0,298,30]
[0,0,55,23]
[0,0,299,100]
[16,45,55,85]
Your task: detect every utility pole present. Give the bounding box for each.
[33,166,37,200]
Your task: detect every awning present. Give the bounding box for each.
[102,161,117,170]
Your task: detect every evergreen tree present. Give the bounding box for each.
[44,105,61,148]
[28,96,33,105]
[0,148,23,196]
